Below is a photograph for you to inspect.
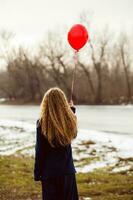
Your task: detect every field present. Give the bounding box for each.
[0,155,133,200]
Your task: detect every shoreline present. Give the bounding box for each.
[0,99,133,106]
[0,125,133,174]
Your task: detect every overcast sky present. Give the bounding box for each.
[0,0,133,45]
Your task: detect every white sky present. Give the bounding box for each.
[0,0,133,45]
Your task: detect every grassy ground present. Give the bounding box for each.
[0,155,133,200]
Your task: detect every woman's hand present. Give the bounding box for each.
[69,99,74,107]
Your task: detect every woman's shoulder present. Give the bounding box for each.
[36,119,43,135]
[36,119,47,142]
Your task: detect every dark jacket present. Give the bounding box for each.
[34,106,77,181]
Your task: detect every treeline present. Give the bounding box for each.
[0,29,133,105]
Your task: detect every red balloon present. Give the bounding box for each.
[67,24,89,51]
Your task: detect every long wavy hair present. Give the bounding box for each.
[38,87,77,147]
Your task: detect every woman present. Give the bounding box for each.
[34,87,79,200]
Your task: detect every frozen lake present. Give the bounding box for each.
[0,104,132,135]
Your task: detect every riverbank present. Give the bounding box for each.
[0,98,133,106]
[0,155,133,200]
[0,99,40,105]
[0,117,133,174]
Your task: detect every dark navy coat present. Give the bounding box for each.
[34,106,77,181]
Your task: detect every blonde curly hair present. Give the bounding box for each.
[38,87,77,147]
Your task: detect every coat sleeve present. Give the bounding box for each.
[70,106,76,113]
[70,106,77,138]
[34,119,44,181]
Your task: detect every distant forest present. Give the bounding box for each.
[0,16,133,105]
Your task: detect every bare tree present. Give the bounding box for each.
[38,31,77,101]
[118,33,132,103]
[89,27,111,104]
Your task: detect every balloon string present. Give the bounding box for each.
[70,50,78,101]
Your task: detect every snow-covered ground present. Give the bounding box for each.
[0,104,133,173]
[72,129,133,172]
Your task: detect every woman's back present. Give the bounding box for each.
[35,117,76,180]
